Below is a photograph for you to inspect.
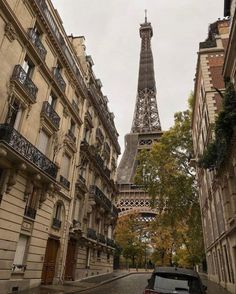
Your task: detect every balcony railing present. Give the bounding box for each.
[60,175,70,189]
[97,233,106,244]
[41,101,60,130]
[67,129,76,143]
[52,67,66,92]
[24,206,36,219]
[87,228,97,241]
[89,185,112,211]
[0,124,58,179]
[52,218,61,229]
[107,238,115,248]
[96,128,104,143]
[28,28,47,60]
[11,65,38,102]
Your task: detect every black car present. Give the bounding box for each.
[144,267,207,294]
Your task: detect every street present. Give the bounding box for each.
[80,273,150,294]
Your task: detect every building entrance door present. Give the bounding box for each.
[41,238,59,284]
[64,238,77,280]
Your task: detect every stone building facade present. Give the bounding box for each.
[0,0,120,292]
[192,18,236,293]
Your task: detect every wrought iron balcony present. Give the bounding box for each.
[72,99,80,114]
[28,28,47,60]
[107,238,115,248]
[89,185,112,211]
[24,206,36,219]
[96,128,104,143]
[67,129,76,143]
[52,67,66,92]
[87,228,97,241]
[97,233,106,244]
[41,101,60,130]
[52,217,61,229]
[0,124,58,179]
[11,65,38,102]
[60,175,70,189]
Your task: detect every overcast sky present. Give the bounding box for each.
[51,0,223,155]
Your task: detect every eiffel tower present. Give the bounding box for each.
[116,14,163,222]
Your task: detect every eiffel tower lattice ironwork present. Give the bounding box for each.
[116,14,162,222]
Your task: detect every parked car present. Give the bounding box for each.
[144,267,207,294]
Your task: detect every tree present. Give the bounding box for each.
[114,214,145,267]
[135,96,205,267]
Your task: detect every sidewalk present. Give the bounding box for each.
[200,274,231,294]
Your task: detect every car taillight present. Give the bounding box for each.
[143,290,160,294]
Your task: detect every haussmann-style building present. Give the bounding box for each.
[0,0,120,292]
[192,16,236,293]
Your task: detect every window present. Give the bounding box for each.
[24,187,38,219]
[54,202,62,220]
[37,130,50,154]
[61,154,71,179]
[84,128,90,142]
[12,235,29,272]
[70,119,76,134]
[52,202,62,229]
[153,273,202,294]
[48,93,57,109]
[6,100,23,130]
[22,56,34,77]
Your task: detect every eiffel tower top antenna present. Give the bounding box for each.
[145,9,147,23]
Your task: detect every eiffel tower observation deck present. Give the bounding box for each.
[116,14,163,221]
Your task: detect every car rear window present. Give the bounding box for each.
[153,273,202,294]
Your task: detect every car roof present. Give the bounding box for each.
[153,267,199,278]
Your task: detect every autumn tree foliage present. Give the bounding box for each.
[114,214,147,267]
[135,101,205,267]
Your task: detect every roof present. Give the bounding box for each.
[153,267,199,278]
